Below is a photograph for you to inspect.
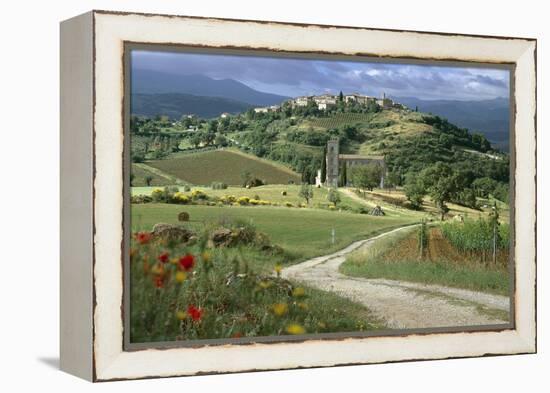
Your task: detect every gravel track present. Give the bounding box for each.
[282,226,510,329]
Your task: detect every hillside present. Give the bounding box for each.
[396,97,510,151]
[130,100,510,206]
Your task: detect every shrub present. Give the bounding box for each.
[281,191,287,196]
[285,202,293,208]
[191,190,208,200]
[327,188,341,206]
[172,192,191,204]
[151,188,166,202]
[237,196,250,205]
[183,185,191,192]
[211,182,228,190]
[131,194,153,204]
[245,177,264,188]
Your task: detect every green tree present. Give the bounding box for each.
[385,171,401,192]
[350,164,382,192]
[339,163,347,187]
[321,146,327,184]
[339,91,344,102]
[327,188,341,206]
[145,175,153,186]
[420,162,457,220]
[404,174,425,209]
[472,177,498,198]
[190,132,202,148]
[202,131,216,146]
[299,183,314,205]
[241,170,252,188]
[214,133,228,147]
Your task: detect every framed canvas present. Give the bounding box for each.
[60,10,537,381]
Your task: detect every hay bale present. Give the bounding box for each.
[177,211,190,222]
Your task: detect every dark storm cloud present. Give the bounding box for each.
[132,50,509,100]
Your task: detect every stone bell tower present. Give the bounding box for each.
[326,138,340,187]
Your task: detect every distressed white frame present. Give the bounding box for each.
[61,10,536,381]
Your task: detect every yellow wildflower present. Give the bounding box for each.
[272,303,288,316]
[202,251,211,263]
[274,264,282,275]
[175,310,187,320]
[258,281,272,289]
[169,257,179,265]
[292,287,305,297]
[175,271,187,283]
[286,324,306,335]
[150,262,164,276]
[296,302,309,311]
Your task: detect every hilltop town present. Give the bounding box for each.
[253,92,406,113]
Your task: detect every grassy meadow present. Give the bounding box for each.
[132,203,417,265]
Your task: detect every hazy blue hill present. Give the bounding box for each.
[132,69,289,106]
[131,93,252,119]
[396,97,510,151]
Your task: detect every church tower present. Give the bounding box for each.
[326,138,340,187]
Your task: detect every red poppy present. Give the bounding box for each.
[158,252,169,263]
[153,276,164,289]
[178,254,195,271]
[135,232,151,245]
[187,305,203,322]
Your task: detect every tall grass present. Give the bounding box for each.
[130,219,382,343]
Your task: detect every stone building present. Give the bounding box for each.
[324,138,386,188]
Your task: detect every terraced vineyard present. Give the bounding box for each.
[307,113,372,129]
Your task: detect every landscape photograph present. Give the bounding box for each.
[127,49,512,344]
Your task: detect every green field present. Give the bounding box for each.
[131,203,417,263]
[147,149,301,186]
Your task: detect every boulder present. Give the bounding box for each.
[210,227,234,247]
[151,223,194,244]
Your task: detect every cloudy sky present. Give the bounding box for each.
[132,50,510,101]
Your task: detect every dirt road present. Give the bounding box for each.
[282,226,510,329]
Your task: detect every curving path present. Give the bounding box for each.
[282,226,510,329]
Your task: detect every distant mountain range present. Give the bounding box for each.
[131,69,289,106]
[396,96,510,151]
[131,93,253,119]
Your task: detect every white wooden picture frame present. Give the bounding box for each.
[60,10,536,381]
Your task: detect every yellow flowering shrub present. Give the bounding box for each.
[237,196,250,205]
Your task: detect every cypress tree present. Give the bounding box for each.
[321,146,327,183]
[342,163,347,186]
